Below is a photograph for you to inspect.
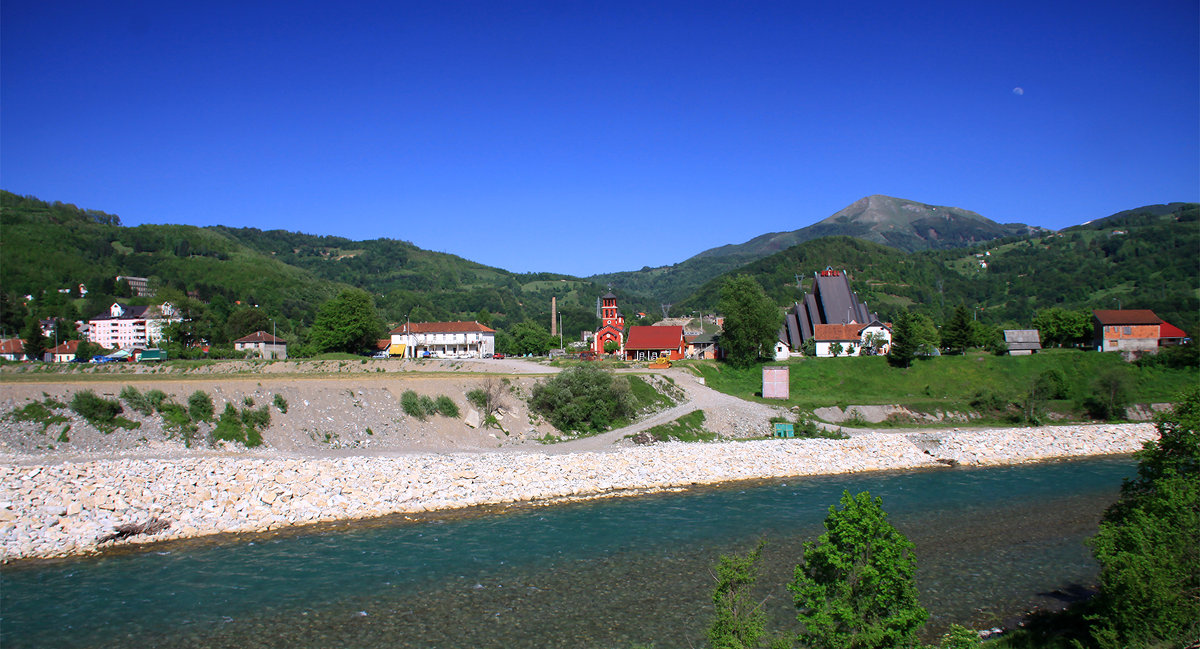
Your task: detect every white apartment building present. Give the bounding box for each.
[87,302,181,350]
[388,321,495,358]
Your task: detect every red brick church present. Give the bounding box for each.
[592,292,625,355]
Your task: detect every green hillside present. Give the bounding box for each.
[0,191,655,345]
[678,203,1199,332]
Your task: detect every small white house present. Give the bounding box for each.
[389,321,496,358]
[812,321,892,357]
[233,331,288,359]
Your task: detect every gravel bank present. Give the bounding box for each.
[0,422,1155,561]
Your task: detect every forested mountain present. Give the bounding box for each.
[589,195,1042,302]
[677,203,1199,332]
[2,190,1195,349]
[0,192,656,344]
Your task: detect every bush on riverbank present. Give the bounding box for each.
[530,365,637,434]
[641,410,716,442]
[400,390,459,420]
[71,390,138,434]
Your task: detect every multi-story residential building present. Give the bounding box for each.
[87,302,181,350]
[388,321,495,358]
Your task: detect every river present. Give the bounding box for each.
[0,456,1133,648]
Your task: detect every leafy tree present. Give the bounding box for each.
[475,309,493,328]
[603,339,619,354]
[224,307,272,341]
[940,304,972,355]
[511,320,552,356]
[802,338,817,357]
[1085,387,1200,648]
[789,490,927,649]
[21,317,47,361]
[73,340,102,362]
[708,540,768,649]
[908,313,940,356]
[887,311,916,368]
[830,342,844,358]
[307,289,385,354]
[718,276,781,369]
[1033,307,1092,348]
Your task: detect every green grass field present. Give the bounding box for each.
[691,350,1197,423]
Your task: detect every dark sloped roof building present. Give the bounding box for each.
[778,267,877,354]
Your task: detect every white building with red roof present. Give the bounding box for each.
[389,321,495,359]
[0,338,27,361]
[812,321,892,357]
[87,302,181,350]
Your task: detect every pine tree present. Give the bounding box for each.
[940,304,972,355]
[21,317,48,361]
[887,312,916,368]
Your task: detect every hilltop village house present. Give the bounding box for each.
[87,302,181,350]
[776,267,879,358]
[1092,309,1188,355]
[389,321,496,358]
[233,331,288,360]
[592,292,626,355]
[623,325,686,361]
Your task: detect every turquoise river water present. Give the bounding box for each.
[1,456,1135,648]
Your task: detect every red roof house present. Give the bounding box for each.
[1159,321,1189,346]
[0,338,26,361]
[234,331,288,360]
[1092,309,1162,354]
[623,325,685,361]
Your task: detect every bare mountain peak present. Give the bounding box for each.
[821,195,990,228]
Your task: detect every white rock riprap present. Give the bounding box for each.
[0,423,1156,561]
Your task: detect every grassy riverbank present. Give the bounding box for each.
[691,350,1197,420]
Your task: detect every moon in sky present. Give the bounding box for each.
[1013,87,1025,96]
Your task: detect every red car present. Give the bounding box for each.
[492,353,505,360]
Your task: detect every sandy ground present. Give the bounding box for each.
[0,359,793,463]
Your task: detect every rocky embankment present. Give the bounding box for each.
[0,423,1155,561]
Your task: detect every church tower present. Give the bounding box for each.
[592,292,625,354]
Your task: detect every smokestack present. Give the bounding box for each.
[551,297,557,336]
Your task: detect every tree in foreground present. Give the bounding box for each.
[789,490,928,649]
[21,317,48,361]
[718,276,781,369]
[708,540,768,649]
[1085,386,1200,648]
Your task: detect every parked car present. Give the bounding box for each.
[371,351,389,359]
[492,353,505,360]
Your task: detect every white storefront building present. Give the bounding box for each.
[388,321,496,358]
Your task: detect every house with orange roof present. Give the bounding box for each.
[47,340,83,363]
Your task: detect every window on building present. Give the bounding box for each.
[1123,326,1132,335]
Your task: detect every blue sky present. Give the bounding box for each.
[3,1,1197,276]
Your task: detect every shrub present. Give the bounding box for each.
[241,405,270,431]
[969,388,1008,413]
[145,389,168,411]
[1083,368,1134,420]
[434,395,459,418]
[158,401,198,446]
[273,393,288,414]
[9,399,70,433]
[119,386,154,416]
[529,365,636,434]
[71,390,137,434]
[401,390,428,419]
[188,391,214,422]
[212,403,244,445]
